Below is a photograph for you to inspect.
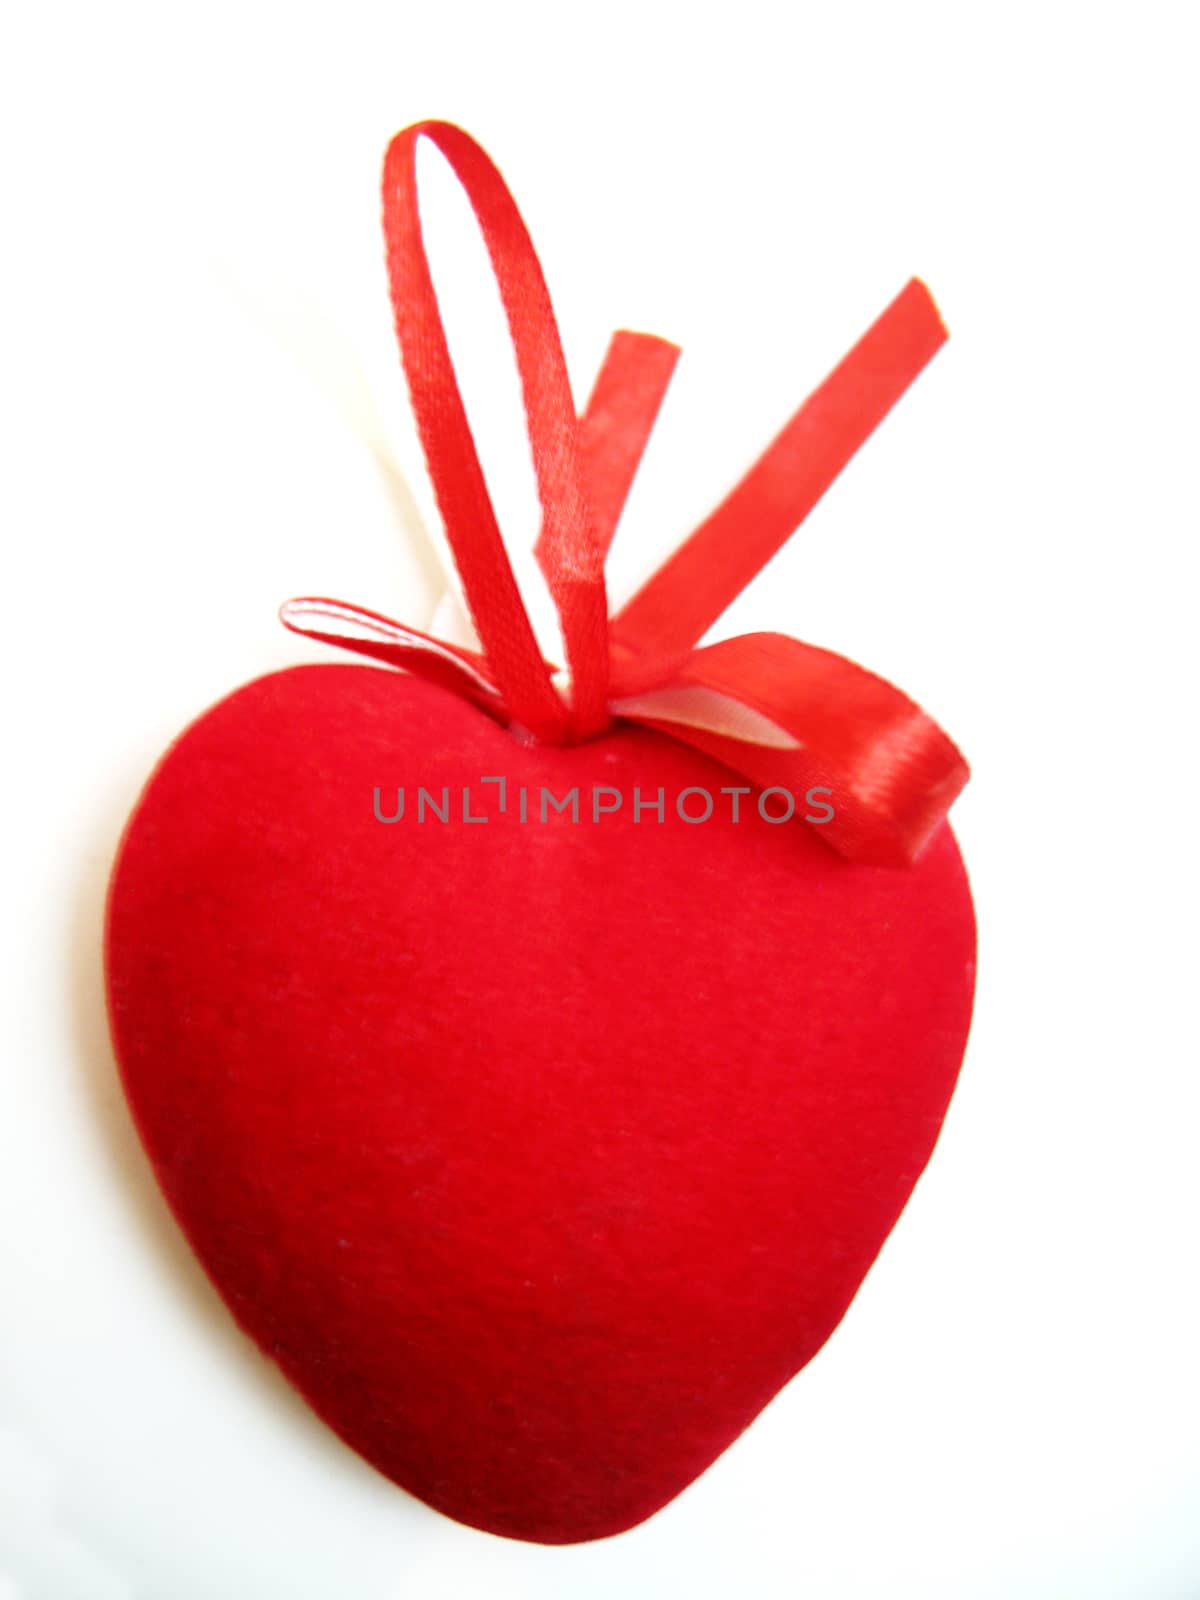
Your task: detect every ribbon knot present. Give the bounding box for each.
[281,119,968,866]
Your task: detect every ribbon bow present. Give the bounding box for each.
[281,120,968,866]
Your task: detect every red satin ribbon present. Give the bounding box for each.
[281,119,969,866]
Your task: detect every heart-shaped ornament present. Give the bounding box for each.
[104,121,975,1544]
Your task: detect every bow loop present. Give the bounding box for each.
[282,121,969,865]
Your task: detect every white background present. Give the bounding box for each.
[3,2,1198,1596]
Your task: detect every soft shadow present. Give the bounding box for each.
[365,438,450,606]
[207,252,451,616]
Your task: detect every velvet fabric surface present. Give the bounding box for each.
[105,662,976,1544]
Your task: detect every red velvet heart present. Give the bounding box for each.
[105,660,975,1544]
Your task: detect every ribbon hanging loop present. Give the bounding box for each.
[282,120,970,866]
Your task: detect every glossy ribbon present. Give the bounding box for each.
[281,120,968,865]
